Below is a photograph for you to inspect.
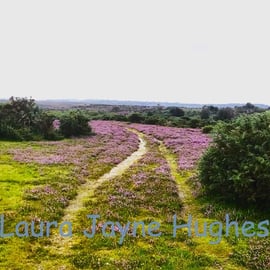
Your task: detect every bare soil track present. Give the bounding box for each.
[38,131,147,269]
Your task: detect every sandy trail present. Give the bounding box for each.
[158,141,246,270]
[38,131,147,269]
[63,131,147,223]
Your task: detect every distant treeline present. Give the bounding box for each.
[0,97,91,141]
[0,97,267,141]
[85,102,266,133]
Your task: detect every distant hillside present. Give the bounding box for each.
[37,99,270,109]
[1,98,269,109]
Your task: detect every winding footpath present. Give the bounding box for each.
[38,131,147,269]
[38,130,245,270]
[63,132,147,224]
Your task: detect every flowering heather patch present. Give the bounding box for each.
[25,185,57,199]
[78,134,181,225]
[90,120,139,164]
[24,184,69,209]
[9,121,139,167]
[131,123,211,170]
[71,134,184,269]
[9,140,95,166]
[3,120,140,223]
[52,119,60,130]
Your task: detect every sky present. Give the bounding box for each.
[0,1,270,104]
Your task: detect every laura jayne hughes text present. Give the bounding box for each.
[0,214,269,244]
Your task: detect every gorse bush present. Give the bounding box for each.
[60,110,91,138]
[199,112,270,208]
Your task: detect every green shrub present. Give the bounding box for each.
[216,107,235,121]
[168,107,185,117]
[198,112,270,208]
[128,113,144,123]
[0,124,24,141]
[35,112,63,140]
[202,125,213,134]
[189,118,201,128]
[60,110,91,138]
[0,97,56,141]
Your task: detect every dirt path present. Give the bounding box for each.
[63,131,147,223]
[158,141,246,270]
[158,142,197,216]
[38,131,147,269]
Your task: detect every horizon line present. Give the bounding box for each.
[0,97,269,107]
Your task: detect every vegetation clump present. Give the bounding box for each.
[0,97,91,141]
[59,110,91,138]
[199,112,270,208]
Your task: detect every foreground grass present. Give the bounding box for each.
[0,129,138,269]
[1,123,269,269]
[131,124,270,270]
[62,135,203,269]
[161,143,270,270]
[41,134,229,269]
[159,143,245,270]
[0,141,76,268]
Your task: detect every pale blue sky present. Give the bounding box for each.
[0,1,270,104]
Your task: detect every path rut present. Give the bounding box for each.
[63,132,147,223]
[38,131,147,269]
[158,141,246,270]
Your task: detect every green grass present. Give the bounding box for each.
[39,135,235,269]
[0,135,136,269]
[0,141,77,269]
[0,134,269,269]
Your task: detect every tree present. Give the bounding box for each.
[60,110,92,138]
[200,107,210,119]
[235,102,257,114]
[35,112,62,140]
[6,96,39,128]
[0,97,41,140]
[111,106,120,113]
[216,107,235,121]
[169,107,185,117]
[208,105,219,114]
[128,113,143,123]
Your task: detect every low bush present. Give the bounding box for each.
[202,125,213,134]
[199,112,270,208]
[60,110,92,138]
